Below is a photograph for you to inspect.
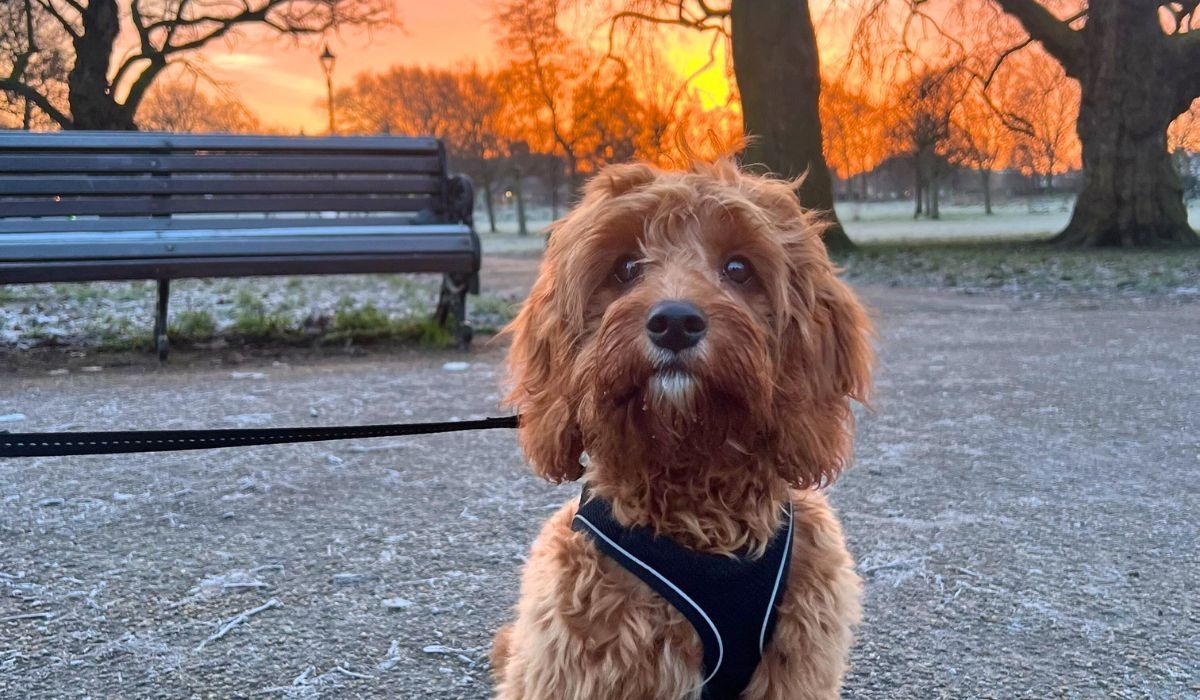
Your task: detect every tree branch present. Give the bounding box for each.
[992,0,1084,75]
[695,0,729,19]
[980,37,1033,89]
[35,0,81,40]
[123,57,168,116]
[610,9,727,35]
[129,1,154,55]
[0,79,72,127]
[164,0,193,46]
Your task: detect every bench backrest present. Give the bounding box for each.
[0,132,460,223]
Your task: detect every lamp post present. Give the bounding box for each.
[319,43,336,135]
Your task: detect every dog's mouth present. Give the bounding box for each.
[649,369,696,404]
[605,358,698,410]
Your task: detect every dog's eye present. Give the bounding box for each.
[613,255,643,284]
[722,257,753,285]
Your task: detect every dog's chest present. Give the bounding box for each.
[569,494,794,700]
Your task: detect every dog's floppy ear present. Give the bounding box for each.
[771,231,873,489]
[808,271,873,406]
[503,249,585,483]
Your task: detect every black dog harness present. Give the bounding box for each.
[571,490,794,700]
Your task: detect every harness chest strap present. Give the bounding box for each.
[571,491,794,700]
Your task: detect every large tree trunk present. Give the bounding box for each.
[1052,2,1197,247]
[67,0,136,130]
[730,0,855,252]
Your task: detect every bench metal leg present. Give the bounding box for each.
[154,279,170,361]
[435,273,472,349]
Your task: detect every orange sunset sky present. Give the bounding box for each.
[197,0,752,135]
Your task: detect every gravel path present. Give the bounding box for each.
[1,258,1197,699]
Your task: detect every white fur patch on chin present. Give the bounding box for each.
[650,372,696,406]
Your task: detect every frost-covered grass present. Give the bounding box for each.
[476,198,1200,246]
[0,273,511,351]
[837,240,1200,300]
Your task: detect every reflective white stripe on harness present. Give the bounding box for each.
[760,503,794,653]
[573,513,726,687]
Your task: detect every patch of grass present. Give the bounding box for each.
[835,240,1200,298]
[91,315,154,352]
[330,301,393,341]
[231,290,298,340]
[169,310,217,341]
[393,315,454,348]
[323,301,453,347]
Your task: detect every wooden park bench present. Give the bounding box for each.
[0,131,480,358]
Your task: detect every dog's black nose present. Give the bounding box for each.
[646,301,707,352]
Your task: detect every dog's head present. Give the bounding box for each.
[504,159,872,489]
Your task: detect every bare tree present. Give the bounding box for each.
[444,68,507,233]
[494,0,597,191]
[0,0,394,131]
[948,87,1009,214]
[336,66,455,136]
[335,65,510,231]
[821,80,886,202]
[992,47,1079,190]
[889,64,966,219]
[857,0,1200,246]
[496,0,683,197]
[995,0,1200,245]
[1,0,67,129]
[138,72,263,132]
[593,0,857,251]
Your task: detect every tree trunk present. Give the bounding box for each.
[66,0,136,130]
[913,174,923,219]
[1052,2,1197,247]
[482,178,498,233]
[981,167,993,215]
[513,174,528,236]
[928,165,940,220]
[730,0,855,252]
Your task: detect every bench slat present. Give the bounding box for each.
[0,153,443,175]
[0,174,445,197]
[0,216,446,235]
[0,132,443,153]
[4,236,474,263]
[0,224,474,261]
[0,254,478,285]
[0,194,441,218]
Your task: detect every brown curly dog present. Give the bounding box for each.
[491,157,873,700]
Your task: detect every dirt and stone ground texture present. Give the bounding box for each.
[2,252,1197,699]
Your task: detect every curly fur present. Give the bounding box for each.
[493,157,873,699]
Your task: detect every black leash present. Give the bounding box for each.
[0,416,520,458]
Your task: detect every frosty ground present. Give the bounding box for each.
[2,228,1199,698]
